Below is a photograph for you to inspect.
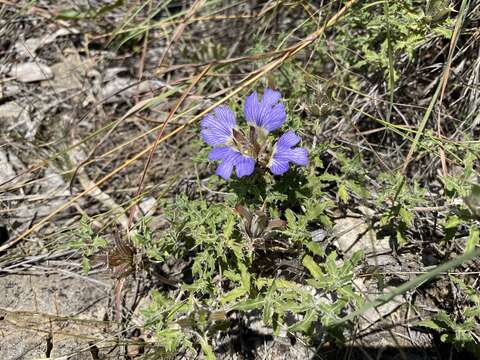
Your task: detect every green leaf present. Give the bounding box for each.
[223,214,235,239]
[338,183,349,203]
[198,335,215,360]
[465,184,480,218]
[56,9,86,20]
[349,250,364,267]
[263,280,277,326]
[220,287,247,304]
[285,209,297,226]
[396,227,407,248]
[307,241,325,257]
[337,285,357,300]
[156,328,182,338]
[275,279,301,289]
[81,257,91,273]
[92,236,107,248]
[239,263,251,290]
[325,251,338,275]
[302,255,323,280]
[417,319,442,331]
[289,309,317,332]
[444,215,461,229]
[465,226,479,253]
[272,312,281,336]
[232,298,264,311]
[263,299,273,326]
[319,173,340,182]
[399,206,413,226]
[433,26,453,38]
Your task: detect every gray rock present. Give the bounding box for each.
[0,101,37,140]
[44,54,96,91]
[0,150,16,185]
[14,28,79,58]
[100,78,164,103]
[333,210,390,257]
[0,83,21,99]
[353,279,405,328]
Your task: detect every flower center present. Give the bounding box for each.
[227,125,273,166]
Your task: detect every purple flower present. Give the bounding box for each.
[208,146,255,180]
[201,106,255,180]
[200,106,236,146]
[269,131,308,175]
[244,89,286,133]
[201,89,308,179]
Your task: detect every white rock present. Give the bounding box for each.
[139,197,157,216]
[9,62,53,82]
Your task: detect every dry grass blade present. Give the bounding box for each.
[437,0,470,177]
[334,247,480,325]
[401,0,470,174]
[128,64,212,225]
[0,0,358,251]
[157,0,205,69]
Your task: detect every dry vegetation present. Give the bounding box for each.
[1,1,480,359]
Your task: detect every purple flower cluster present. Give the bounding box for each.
[201,89,308,180]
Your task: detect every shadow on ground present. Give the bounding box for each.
[315,345,479,360]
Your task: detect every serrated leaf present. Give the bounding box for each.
[302,255,323,280]
[417,319,442,331]
[435,311,454,328]
[198,335,215,360]
[156,328,182,339]
[231,298,264,311]
[396,228,407,247]
[220,287,247,304]
[444,215,461,229]
[307,241,325,257]
[92,236,107,248]
[263,299,274,326]
[289,309,317,332]
[399,206,413,226]
[346,180,368,198]
[465,184,480,218]
[325,251,338,275]
[433,26,453,39]
[465,226,479,254]
[338,183,349,203]
[263,280,278,326]
[223,270,241,282]
[275,279,300,289]
[223,214,235,239]
[349,250,364,266]
[272,312,281,336]
[239,263,251,290]
[82,257,91,273]
[319,173,340,182]
[285,209,297,226]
